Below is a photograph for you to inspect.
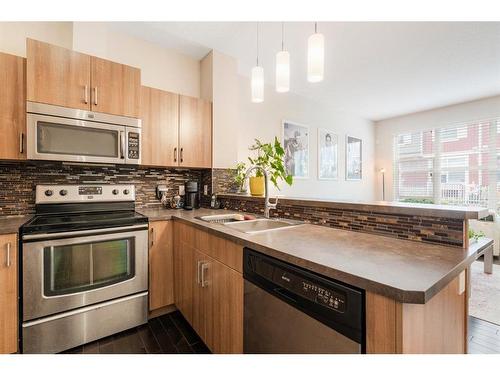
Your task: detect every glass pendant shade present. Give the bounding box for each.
[307,32,325,83]
[275,50,290,93]
[251,66,264,103]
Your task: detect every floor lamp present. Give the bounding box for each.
[380,168,386,201]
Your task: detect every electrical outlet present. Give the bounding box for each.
[204,184,208,195]
[179,185,185,196]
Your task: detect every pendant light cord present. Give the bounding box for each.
[256,22,259,66]
[281,22,284,51]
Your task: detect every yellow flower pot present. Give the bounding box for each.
[249,176,265,196]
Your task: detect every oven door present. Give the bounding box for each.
[27,112,127,164]
[22,226,148,322]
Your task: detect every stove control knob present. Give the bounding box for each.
[59,189,68,196]
[45,189,53,197]
[112,189,119,195]
[123,189,130,195]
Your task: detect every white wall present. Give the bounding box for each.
[375,95,500,201]
[0,22,73,56]
[234,75,376,200]
[72,22,200,97]
[0,22,376,201]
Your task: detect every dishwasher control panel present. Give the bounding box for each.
[248,252,348,314]
[272,269,346,313]
[301,281,346,313]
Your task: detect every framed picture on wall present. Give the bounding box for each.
[346,135,362,181]
[318,129,338,180]
[282,120,309,178]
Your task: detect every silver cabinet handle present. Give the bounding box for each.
[196,261,203,285]
[93,87,98,106]
[19,132,24,154]
[84,85,89,104]
[120,131,125,159]
[201,262,209,287]
[180,148,184,163]
[174,147,178,163]
[6,242,11,268]
[150,227,155,247]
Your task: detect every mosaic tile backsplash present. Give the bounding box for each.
[217,194,465,247]
[0,161,212,216]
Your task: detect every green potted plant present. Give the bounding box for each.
[233,137,293,196]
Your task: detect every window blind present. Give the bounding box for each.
[393,119,500,211]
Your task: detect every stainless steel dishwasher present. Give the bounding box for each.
[243,248,365,354]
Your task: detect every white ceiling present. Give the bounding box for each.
[109,22,500,121]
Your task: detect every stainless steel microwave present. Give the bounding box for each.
[27,102,141,165]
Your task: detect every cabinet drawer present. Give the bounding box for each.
[175,221,242,273]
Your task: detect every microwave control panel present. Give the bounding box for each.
[128,132,140,159]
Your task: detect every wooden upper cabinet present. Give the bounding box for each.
[27,39,141,118]
[91,56,141,118]
[0,52,26,160]
[140,87,179,167]
[179,95,212,168]
[27,38,91,110]
[0,234,18,354]
[149,221,174,311]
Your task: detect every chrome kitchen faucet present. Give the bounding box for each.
[243,165,279,218]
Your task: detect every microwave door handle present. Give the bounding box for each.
[120,131,125,159]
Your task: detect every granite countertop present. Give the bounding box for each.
[139,207,492,304]
[0,215,33,235]
[218,193,488,220]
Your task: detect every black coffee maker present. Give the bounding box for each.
[184,181,199,210]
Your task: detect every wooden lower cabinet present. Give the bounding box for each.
[0,234,18,354]
[208,258,243,354]
[149,221,174,312]
[173,222,243,353]
[366,271,467,354]
[174,239,195,323]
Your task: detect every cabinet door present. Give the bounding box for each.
[91,56,141,118]
[149,221,174,311]
[140,87,179,167]
[0,234,18,354]
[27,39,91,110]
[192,250,211,343]
[179,95,212,168]
[173,238,195,325]
[0,53,26,160]
[208,259,243,354]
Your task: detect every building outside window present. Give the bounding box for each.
[393,120,499,211]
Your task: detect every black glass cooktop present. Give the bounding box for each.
[21,210,148,236]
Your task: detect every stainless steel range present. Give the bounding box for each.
[20,184,149,354]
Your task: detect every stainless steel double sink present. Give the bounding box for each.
[197,214,302,234]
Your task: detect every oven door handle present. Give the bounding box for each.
[22,224,149,241]
[120,131,125,159]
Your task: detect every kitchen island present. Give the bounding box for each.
[139,207,493,354]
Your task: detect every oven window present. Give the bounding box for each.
[37,121,119,158]
[43,238,135,296]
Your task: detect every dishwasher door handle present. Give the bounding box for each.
[274,287,297,304]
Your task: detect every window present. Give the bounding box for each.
[394,120,500,211]
[440,126,468,142]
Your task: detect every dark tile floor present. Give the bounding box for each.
[62,311,500,354]
[62,310,210,354]
[468,316,500,354]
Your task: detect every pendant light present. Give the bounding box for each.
[275,22,290,93]
[251,23,264,103]
[307,22,324,83]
